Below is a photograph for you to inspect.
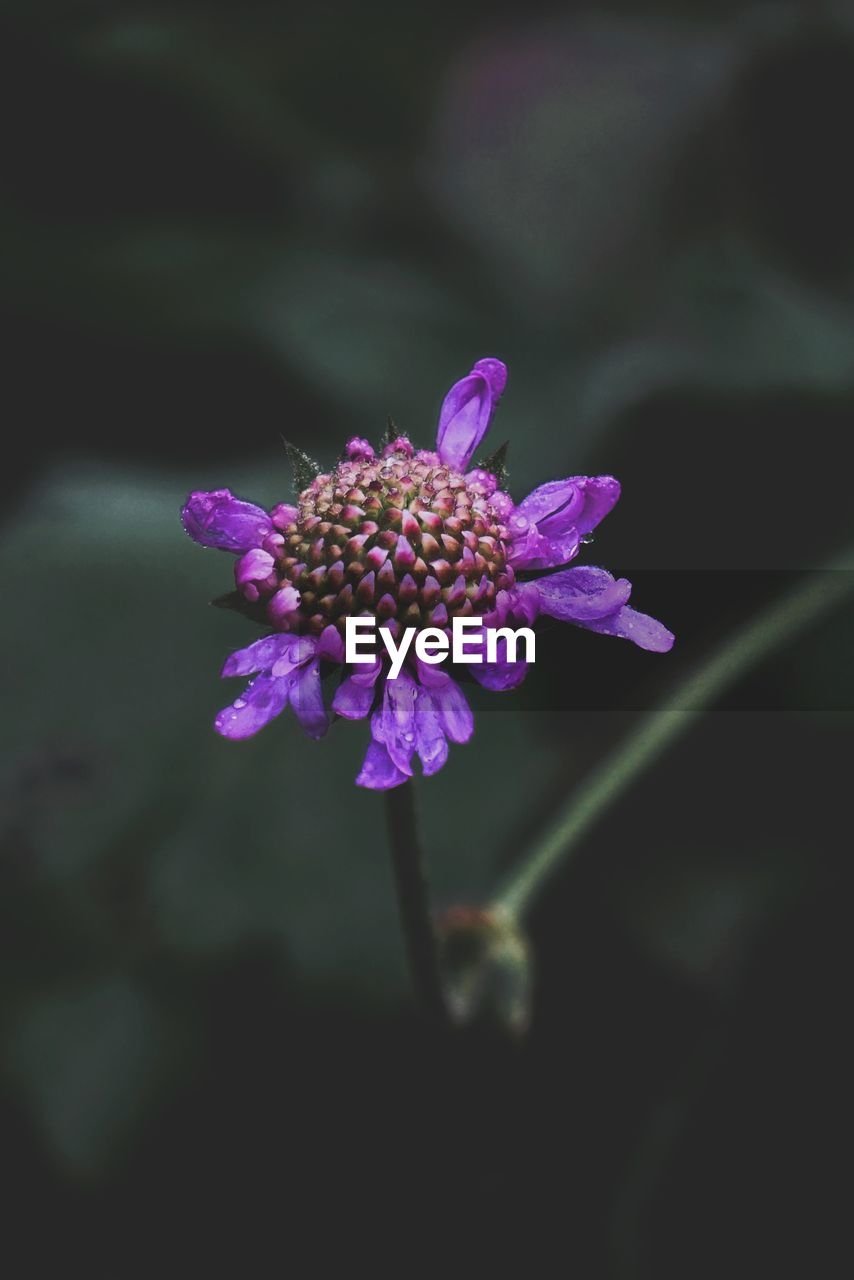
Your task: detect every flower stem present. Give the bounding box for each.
[384,782,449,1024]
[494,560,854,921]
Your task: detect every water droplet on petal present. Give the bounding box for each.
[233,698,247,709]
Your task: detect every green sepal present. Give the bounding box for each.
[478,440,510,488]
[380,416,402,450]
[210,591,271,628]
[282,439,322,493]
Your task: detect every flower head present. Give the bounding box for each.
[181,358,673,788]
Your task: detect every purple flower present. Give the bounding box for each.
[181,488,275,553]
[181,357,673,789]
[214,627,343,740]
[506,476,621,570]
[436,357,507,471]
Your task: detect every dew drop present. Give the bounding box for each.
[233,698,247,709]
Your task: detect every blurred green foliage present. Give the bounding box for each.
[2,2,854,1270]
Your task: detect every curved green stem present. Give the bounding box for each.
[493,559,854,921]
[384,782,449,1024]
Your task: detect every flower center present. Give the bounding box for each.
[268,446,515,635]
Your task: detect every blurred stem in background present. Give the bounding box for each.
[387,556,854,1024]
[384,783,449,1024]
[494,554,854,922]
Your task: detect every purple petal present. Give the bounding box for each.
[289,660,328,738]
[507,526,581,571]
[271,502,299,529]
[453,621,529,690]
[535,566,633,622]
[271,636,318,677]
[181,489,273,553]
[317,626,345,663]
[352,656,384,686]
[469,656,529,691]
[214,672,290,740]
[221,632,307,679]
[235,548,276,600]
[355,740,409,791]
[414,694,449,776]
[431,674,474,744]
[334,655,383,718]
[333,679,374,720]
[537,567,674,651]
[509,582,541,626]
[380,671,418,775]
[435,357,507,471]
[382,435,414,460]
[413,654,452,688]
[344,437,376,462]
[464,467,498,497]
[268,585,301,626]
[333,673,378,720]
[578,606,675,653]
[511,475,620,538]
[490,490,515,521]
[261,532,286,556]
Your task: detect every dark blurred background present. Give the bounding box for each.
[2,1,853,1272]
